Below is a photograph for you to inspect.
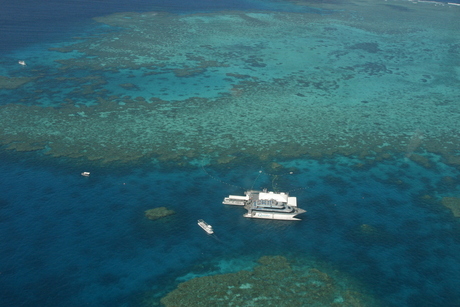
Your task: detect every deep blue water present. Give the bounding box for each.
[2,0,460,306]
[2,151,460,306]
[0,0,329,54]
[1,0,248,53]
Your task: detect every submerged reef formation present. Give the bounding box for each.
[158,256,379,307]
[145,207,175,220]
[1,0,459,166]
[441,197,460,218]
[0,76,35,89]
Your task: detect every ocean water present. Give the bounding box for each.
[1,0,460,306]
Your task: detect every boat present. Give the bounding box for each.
[197,219,214,234]
[223,189,306,220]
[18,60,26,66]
[81,172,90,177]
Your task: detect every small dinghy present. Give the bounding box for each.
[197,219,214,234]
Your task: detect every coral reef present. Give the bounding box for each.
[145,207,175,220]
[0,5,459,167]
[1,91,459,167]
[158,256,379,306]
[0,76,35,89]
[408,153,432,169]
[441,197,460,217]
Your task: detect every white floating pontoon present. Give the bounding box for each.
[223,189,306,221]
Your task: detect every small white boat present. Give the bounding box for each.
[18,60,26,66]
[197,219,214,234]
[81,172,90,177]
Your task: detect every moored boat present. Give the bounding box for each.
[197,219,214,234]
[223,189,306,220]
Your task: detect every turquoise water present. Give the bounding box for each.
[1,0,460,306]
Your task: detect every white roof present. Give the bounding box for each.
[287,197,297,207]
[259,191,288,202]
